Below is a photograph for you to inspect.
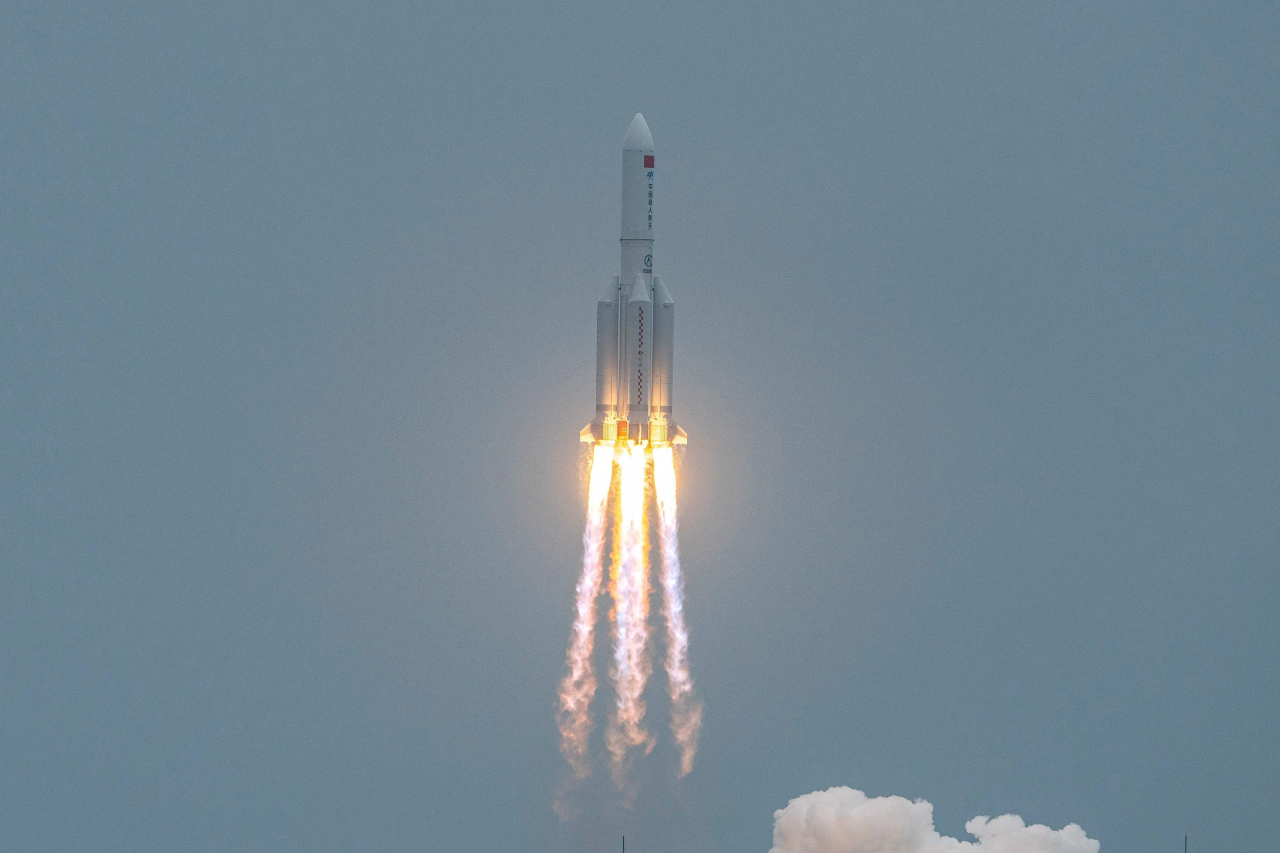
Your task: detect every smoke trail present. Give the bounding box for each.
[605,443,655,792]
[557,443,616,778]
[652,445,702,777]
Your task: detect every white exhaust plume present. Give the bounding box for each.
[770,788,1099,853]
[652,445,702,776]
[605,444,656,793]
[556,444,616,778]
[556,442,700,801]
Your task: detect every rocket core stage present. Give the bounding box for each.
[581,113,688,448]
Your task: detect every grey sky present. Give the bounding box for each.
[3,2,1276,851]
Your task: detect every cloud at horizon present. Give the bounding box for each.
[771,788,1099,853]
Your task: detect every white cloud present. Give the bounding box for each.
[770,787,1099,853]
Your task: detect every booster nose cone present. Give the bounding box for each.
[623,113,654,151]
[628,272,651,305]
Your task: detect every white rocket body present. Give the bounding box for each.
[582,114,686,447]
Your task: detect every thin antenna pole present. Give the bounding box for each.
[622,836,625,853]
[1184,835,1187,853]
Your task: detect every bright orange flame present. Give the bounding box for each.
[588,444,616,507]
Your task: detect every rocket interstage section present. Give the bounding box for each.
[581,113,687,448]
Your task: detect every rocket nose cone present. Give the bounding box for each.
[623,113,653,151]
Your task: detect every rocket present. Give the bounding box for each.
[581,114,688,447]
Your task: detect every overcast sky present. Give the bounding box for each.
[3,2,1277,851]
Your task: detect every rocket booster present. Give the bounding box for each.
[582,114,686,447]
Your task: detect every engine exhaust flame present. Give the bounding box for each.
[556,443,616,778]
[605,443,655,793]
[652,445,702,776]
[557,440,698,800]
